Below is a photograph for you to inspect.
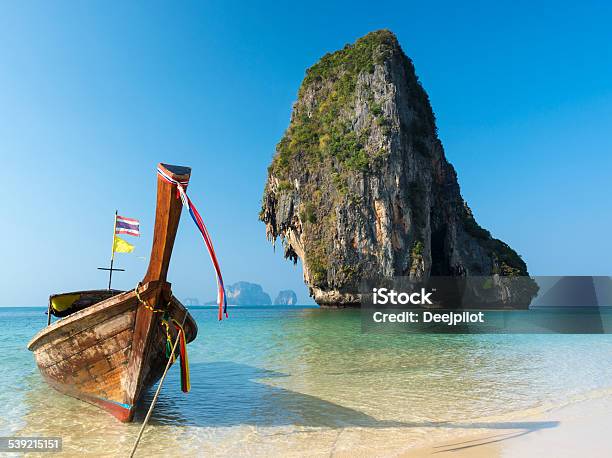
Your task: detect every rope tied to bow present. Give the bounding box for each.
[134,283,166,313]
[129,313,188,458]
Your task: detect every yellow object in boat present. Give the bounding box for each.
[51,294,81,313]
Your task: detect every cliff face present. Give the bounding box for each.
[261,30,533,306]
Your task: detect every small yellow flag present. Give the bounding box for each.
[113,235,135,254]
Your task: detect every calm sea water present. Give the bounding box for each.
[2,306,612,457]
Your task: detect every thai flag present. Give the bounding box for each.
[115,215,140,237]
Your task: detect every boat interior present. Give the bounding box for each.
[49,290,123,318]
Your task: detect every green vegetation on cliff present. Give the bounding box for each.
[270,30,399,178]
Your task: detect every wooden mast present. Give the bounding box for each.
[108,210,118,289]
[123,163,191,418]
[96,211,126,290]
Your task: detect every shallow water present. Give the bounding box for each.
[2,306,612,456]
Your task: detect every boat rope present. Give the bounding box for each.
[134,283,166,313]
[128,313,187,458]
[157,166,228,320]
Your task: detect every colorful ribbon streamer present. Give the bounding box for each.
[172,320,190,393]
[157,166,228,320]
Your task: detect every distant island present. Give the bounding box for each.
[274,290,298,305]
[202,281,298,306]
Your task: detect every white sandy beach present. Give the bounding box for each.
[402,393,612,458]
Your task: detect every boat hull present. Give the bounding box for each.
[27,282,197,422]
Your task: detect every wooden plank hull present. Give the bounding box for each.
[27,282,197,422]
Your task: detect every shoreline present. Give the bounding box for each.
[399,389,612,457]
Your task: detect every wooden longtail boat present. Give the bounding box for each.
[27,164,198,422]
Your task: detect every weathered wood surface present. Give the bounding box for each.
[28,163,198,422]
[28,286,196,421]
[29,282,161,352]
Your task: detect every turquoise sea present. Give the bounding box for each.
[2,306,612,456]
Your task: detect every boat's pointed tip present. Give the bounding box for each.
[158,163,192,179]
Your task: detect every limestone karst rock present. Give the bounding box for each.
[261,30,536,306]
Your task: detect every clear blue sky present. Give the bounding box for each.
[1,1,610,306]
